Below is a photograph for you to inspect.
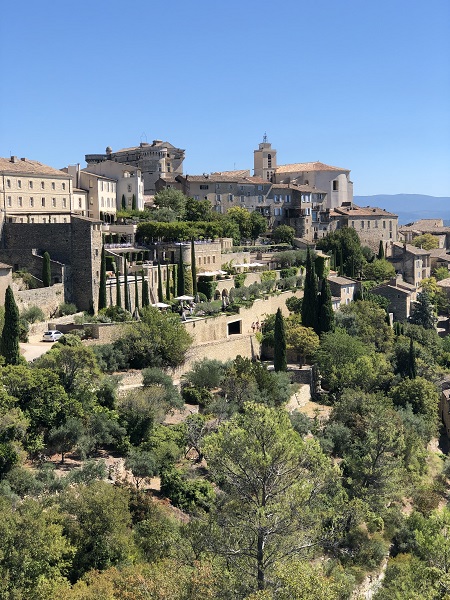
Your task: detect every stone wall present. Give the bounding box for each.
[0,217,102,312]
[15,283,65,317]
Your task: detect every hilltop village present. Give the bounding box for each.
[1,138,450,598]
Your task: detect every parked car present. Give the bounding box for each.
[42,330,63,342]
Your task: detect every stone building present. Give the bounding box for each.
[0,156,73,226]
[85,140,185,195]
[80,161,145,212]
[253,138,352,210]
[372,275,417,322]
[327,274,359,306]
[328,204,398,251]
[389,243,431,288]
[66,165,117,222]
[399,219,450,249]
[0,217,102,311]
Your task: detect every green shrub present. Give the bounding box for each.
[234,273,247,288]
[160,466,215,513]
[58,302,78,316]
[21,305,45,323]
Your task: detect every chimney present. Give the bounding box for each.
[10,156,18,163]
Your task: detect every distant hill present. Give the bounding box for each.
[354,194,450,225]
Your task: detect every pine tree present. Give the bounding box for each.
[116,268,122,307]
[177,249,185,296]
[98,246,107,311]
[318,278,334,334]
[42,251,51,287]
[157,262,164,303]
[191,239,198,297]
[134,271,139,311]
[142,274,150,307]
[1,286,20,365]
[274,308,287,372]
[166,265,171,301]
[121,194,126,210]
[132,194,136,211]
[124,257,130,312]
[302,247,319,333]
[377,240,385,260]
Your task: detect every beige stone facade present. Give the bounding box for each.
[328,204,398,251]
[0,156,73,225]
[389,243,431,288]
[85,140,185,195]
[67,166,116,221]
[327,275,360,306]
[372,276,417,322]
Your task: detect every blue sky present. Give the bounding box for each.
[1,0,449,196]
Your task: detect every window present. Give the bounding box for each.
[285,195,291,203]
[367,221,370,228]
[41,197,45,207]
[375,220,378,228]
[78,198,82,208]
[274,207,282,216]
[240,196,245,203]
[7,196,11,207]
[240,186,244,192]
[107,182,110,192]
[200,185,209,190]
[389,221,392,231]
[52,197,56,207]
[127,184,132,192]
[101,181,104,191]
[63,218,67,223]
[383,221,386,229]
[17,180,21,189]
[274,195,279,203]
[194,195,199,200]
[247,190,251,196]
[62,183,66,190]
[43,218,46,223]
[332,180,339,191]
[29,181,33,189]
[351,220,355,228]
[6,179,11,188]
[63,198,67,208]
[101,197,104,207]
[361,221,364,228]
[30,217,34,223]
[228,194,233,201]
[18,197,22,207]
[53,218,57,223]
[52,182,55,190]
[267,153,272,168]
[258,195,263,203]
[216,194,221,202]
[30,197,34,207]
[41,181,45,189]
[258,185,263,191]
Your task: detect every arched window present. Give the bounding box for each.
[267,154,272,168]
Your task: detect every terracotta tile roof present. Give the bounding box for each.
[0,157,69,178]
[332,204,397,218]
[392,242,430,256]
[276,161,349,173]
[373,284,412,296]
[328,275,358,286]
[211,169,251,177]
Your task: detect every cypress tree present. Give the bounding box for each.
[177,249,185,296]
[142,274,150,307]
[166,265,171,301]
[1,286,20,365]
[318,278,334,334]
[274,308,287,372]
[173,264,178,297]
[377,240,385,260]
[116,268,122,307]
[98,246,107,311]
[42,251,51,287]
[134,271,139,311]
[408,337,417,379]
[191,239,198,297]
[121,194,126,210]
[302,247,319,332]
[132,194,136,211]
[124,257,130,312]
[339,248,344,276]
[157,262,164,302]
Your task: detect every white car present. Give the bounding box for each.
[42,330,64,342]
